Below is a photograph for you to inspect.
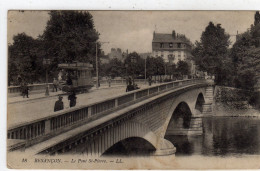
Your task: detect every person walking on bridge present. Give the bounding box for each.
[21,82,29,98]
[53,78,58,92]
[54,95,64,112]
[148,76,152,86]
[108,76,111,87]
[68,91,77,108]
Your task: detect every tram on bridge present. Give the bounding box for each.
[58,61,94,93]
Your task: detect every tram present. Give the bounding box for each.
[58,61,94,93]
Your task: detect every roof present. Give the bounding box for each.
[152,33,191,43]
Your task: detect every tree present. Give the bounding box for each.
[8,33,45,85]
[176,61,190,76]
[167,63,177,76]
[229,11,260,90]
[42,11,100,68]
[192,22,231,85]
[124,52,145,77]
[146,56,165,77]
[254,11,260,26]
[231,42,259,90]
[101,58,124,78]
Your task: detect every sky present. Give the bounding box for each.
[8,10,255,54]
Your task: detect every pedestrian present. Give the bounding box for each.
[129,76,132,85]
[17,75,22,85]
[68,91,77,107]
[148,76,152,86]
[108,76,111,87]
[53,78,58,92]
[21,82,29,98]
[126,81,135,92]
[98,77,100,87]
[54,95,64,112]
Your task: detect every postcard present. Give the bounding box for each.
[6,10,260,169]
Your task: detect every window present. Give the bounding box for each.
[177,43,181,48]
[160,43,164,48]
[169,43,173,48]
[183,44,186,48]
[168,54,175,60]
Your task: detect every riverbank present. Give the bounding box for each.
[214,86,260,117]
[215,102,260,117]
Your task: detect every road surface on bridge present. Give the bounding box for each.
[8,83,150,128]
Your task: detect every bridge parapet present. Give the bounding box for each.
[7,78,209,151]
[8,79,144,97]
[8,83,54,96]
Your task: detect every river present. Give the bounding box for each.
[165,116,260,157]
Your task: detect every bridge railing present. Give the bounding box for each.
[7,78,207,143]
[8,83,54,94]
[8,79,147,96]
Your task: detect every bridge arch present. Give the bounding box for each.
[159,88,206,138]
[165,102,193,135]
[98,121,159,156]
[102,137,156,156]
[195,93,205,113]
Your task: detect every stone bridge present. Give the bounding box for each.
[7,79,214,156]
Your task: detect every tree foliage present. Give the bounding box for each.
[8,33,45,85]
[193,22,231,73]
[100,58,124,78]
[8,11,100,85]
[254,11,260,26]
[42,11,100,64]
[192,21,232,85]
[230,33,259,90]
[146,56,165,76]
[229,11,260,90]
[124,52,145,77]
[176,60,190,75]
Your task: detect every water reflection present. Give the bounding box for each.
[165,117,260,156]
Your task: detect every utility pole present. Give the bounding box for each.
[43,58,51,96]
[145,57,147,84]
[165,63,167,76]
[94,41,109,89]
[96,42,98,88]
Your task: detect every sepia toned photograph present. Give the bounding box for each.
[6,10,260,169]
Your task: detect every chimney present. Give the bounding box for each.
[172,30,176,39]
